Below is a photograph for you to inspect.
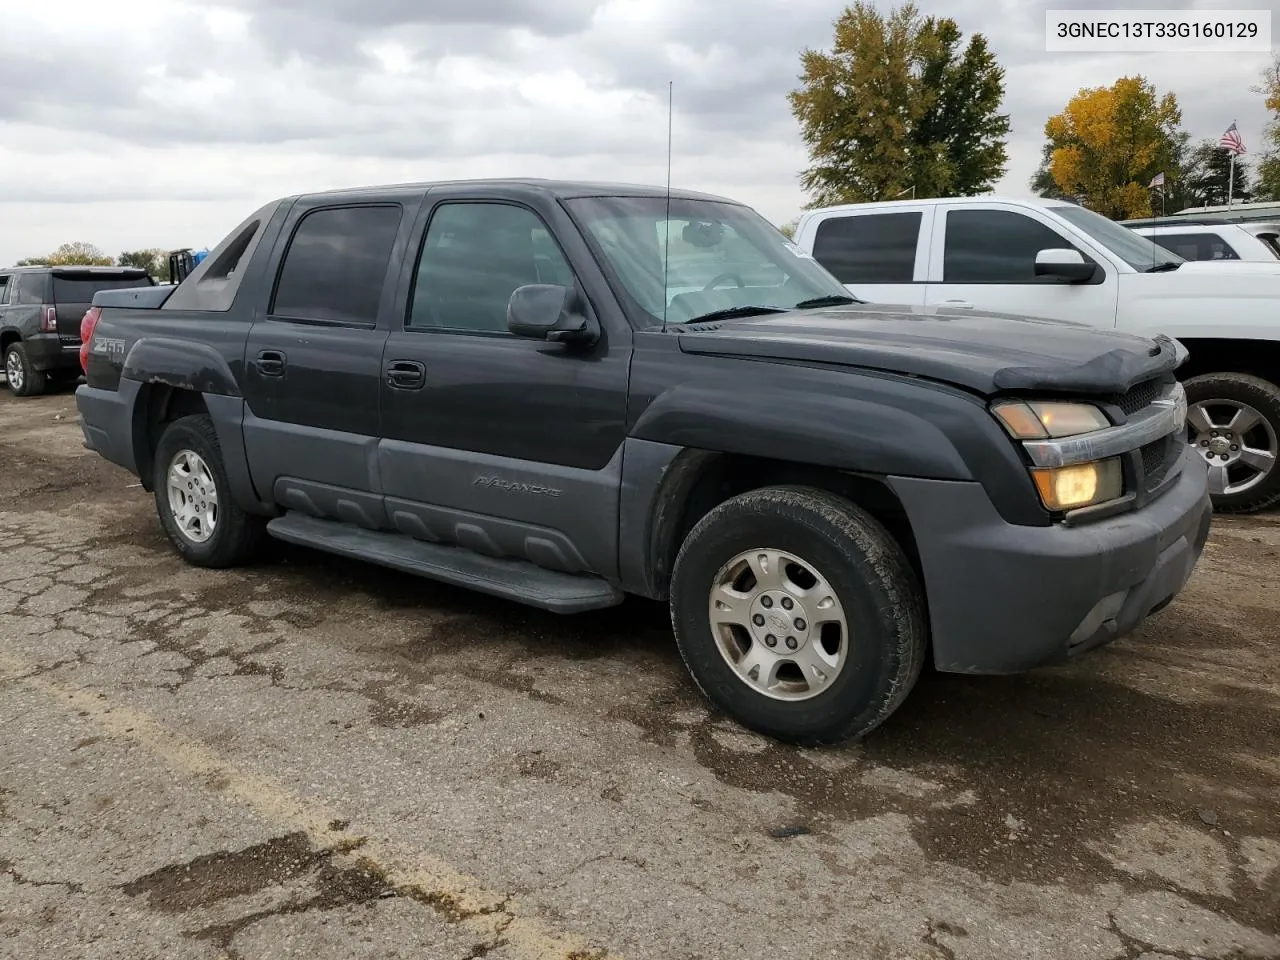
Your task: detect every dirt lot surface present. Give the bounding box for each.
[0,388,1277,960]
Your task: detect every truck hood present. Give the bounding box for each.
[676,304,1181,397]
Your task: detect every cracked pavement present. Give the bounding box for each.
[0,388,1278,960]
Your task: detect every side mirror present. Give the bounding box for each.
[507,283,597,344]
[1035,248,1098,282]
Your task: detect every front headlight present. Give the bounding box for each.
[1030,458,1123,511]
[991,399,1124,513]
[992,400,1111,439]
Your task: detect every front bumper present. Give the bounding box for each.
[888,446,1212,674]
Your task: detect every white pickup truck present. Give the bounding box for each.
[792,196,1280,513]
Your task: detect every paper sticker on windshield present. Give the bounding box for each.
[783,240,814,260]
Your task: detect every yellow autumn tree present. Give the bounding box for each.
[1043,76,1183,219]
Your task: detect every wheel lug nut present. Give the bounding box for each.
[1222,454,1230,461]
[785,636,798,650]
[752,614,765,626]
[1200,440,1209,447]
[794,618,807,630]
[761,596,773,608]
[765,635,777,648]
[1211,431,1218,437]
[1231,444,1239,451]
[780,597,794,610]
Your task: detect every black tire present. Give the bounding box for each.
[669,485,928,745]
[4,342,47,397]
[152,414,266,568]
[1183,372,1280,514]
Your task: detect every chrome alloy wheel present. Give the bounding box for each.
[1188,399,1279,497]
[5,349,23,392]
[166,449,219,544]
[707,548,848,701]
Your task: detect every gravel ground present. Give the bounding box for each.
[0,387,1277,960]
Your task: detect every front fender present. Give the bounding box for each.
[627,355,1048,529]
[631,381,974,480]
[122,337,241,397]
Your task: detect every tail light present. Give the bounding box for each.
[79,306,102,373]
[40,305,57,332]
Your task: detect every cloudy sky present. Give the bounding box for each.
[0,0,1274,265]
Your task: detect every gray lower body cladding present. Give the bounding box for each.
[890,447,1212,674]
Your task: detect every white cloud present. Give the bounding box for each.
[0,0,1273,264]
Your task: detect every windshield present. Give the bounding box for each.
[1050,204,1186,271]
[564,196,854,326]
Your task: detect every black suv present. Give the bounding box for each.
[0,265,154,396]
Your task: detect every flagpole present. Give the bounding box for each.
[1227,117,1237,208]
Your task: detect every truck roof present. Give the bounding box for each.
[799,195,1074,216]
[292,178,737,205]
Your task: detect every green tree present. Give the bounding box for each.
[789,2,1009,207]
[118,248,168,280]
[1042,76,1184,219]
[27,242,115,266]
[777,220,798,239]
[1178,138,1252,208]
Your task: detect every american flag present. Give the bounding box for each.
[1220,122,1246,155]
[1148,172,1165,189]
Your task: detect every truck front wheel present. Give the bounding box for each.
[669,486,927,745]
[1184,372,1280,514]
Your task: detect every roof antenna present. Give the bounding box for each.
[661,80,673,334]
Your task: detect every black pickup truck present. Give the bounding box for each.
[76,179,1212,743]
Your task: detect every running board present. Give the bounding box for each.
[266,512,624,614]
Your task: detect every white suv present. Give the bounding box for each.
[1123,218,1280,262]
[792,196,1280,513]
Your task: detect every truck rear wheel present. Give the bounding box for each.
[4,342,46,397]
[153,414,265,568]
[1184,372,1280,514]
[669,486,927,745]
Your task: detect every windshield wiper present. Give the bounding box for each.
[684,305,790,324]
[1144,261,1182,273]
[794,294,860,308]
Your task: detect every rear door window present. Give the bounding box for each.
[0,275,11,305]
[271,204,403,327]
[811,213,920,284]
[51,275,154,303]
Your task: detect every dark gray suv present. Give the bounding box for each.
[0,265,154,397]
